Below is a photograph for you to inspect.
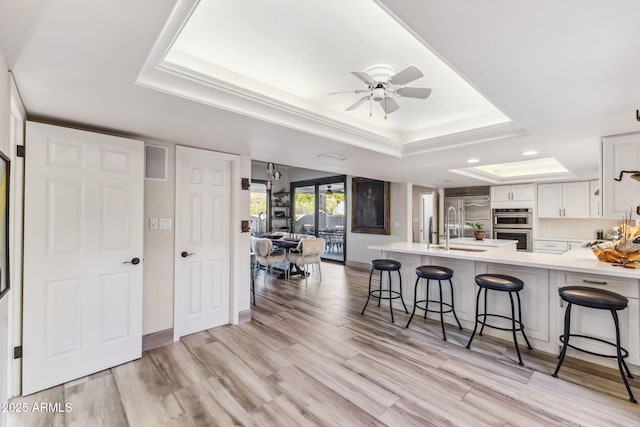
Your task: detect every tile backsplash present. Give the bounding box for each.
[537,218,622,240]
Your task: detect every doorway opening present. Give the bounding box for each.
[291,176,346,263]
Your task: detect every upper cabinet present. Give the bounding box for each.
[590,180,601,218]
[602,133,640,220]
[491,184,535,202]
[537,181,590,218]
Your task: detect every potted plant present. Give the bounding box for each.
[467,222,486,240]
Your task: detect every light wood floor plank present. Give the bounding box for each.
[148,341,215,390]
[111,356,185,427]
[279,343,400,417]
[271,365,387,427]
[64,372,128,427]
[191,341,280,411]
[208,324,291,377]
[249,394,327,427]
[7,385,66,427]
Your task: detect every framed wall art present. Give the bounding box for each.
[351,177,390,234]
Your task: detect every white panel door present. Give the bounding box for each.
[23,122,144,395]
[174,146,231,339]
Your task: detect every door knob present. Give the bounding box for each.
[123,257,140,265]
[181,251,195,258]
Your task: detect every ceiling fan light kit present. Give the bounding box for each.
[331,64,432,118]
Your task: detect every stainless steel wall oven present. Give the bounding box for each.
[492,208,533,252]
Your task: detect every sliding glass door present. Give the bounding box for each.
[293,185,316,235]
[292,176,346,263]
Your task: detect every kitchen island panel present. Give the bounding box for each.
[373,242,640,372]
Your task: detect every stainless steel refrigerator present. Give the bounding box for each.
[444,187,491,239]
[419,191,439,244]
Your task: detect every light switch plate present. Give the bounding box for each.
[149,218,159,230]
[159,218,173,230]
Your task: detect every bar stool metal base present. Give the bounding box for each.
[361,260,408,323]
[405,274,462,341]
[552,300,636,403]
[466,275,532,366]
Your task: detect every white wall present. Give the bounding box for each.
[0,46,11,427]
[143,143,251,334]
[143,141,176,334]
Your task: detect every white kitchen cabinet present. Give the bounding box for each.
[590,179,601,218]
[602,133,640,220]
[537,181,590,218]
[534,239,568,254]
[534,239,585,254]
[491,184,535,202]
[551,271,640,367]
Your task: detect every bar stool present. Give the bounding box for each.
[552,286,636,403]
[405,265,462,340]
[466,274,532,365]
[361,259,408,323]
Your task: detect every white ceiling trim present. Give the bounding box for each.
[137,0,525,158]
[402,122,527,156]
[449,165,575,184]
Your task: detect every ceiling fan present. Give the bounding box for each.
[325,184,344,197]
[329,64,432,119]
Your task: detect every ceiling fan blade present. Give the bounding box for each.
[345,96,370,111]
[395,87,432,99]
[389,65,423,86]
[351,71,376,85]
[378,97,399,114]
[328,89,368,95]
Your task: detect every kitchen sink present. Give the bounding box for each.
[428,245,487,253]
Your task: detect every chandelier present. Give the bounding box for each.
[265,162,281,190]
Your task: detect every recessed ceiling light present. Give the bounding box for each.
[522,150,539,156]
[467,158,480,164]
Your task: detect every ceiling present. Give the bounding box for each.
[2,0,640,188]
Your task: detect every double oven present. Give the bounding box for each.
[492,208,533,252]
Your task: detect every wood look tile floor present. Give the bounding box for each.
[9,263,640,426]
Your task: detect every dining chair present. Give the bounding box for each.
[287,238,325,285]
[253,238,287,283]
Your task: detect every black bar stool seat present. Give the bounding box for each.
[361,259,408,323]
[558,286,627,310]
[552,286,636,403]
[406,266,462,340]
[370,259,401,271]
[466,273,532,365]
[475,274,524,292]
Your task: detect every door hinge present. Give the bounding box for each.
[16,145,25,158]
[14,346,22,359]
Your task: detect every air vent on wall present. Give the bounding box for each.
[145,145,168,180]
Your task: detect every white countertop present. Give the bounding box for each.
[448,238,518,247]
[368,241,640,279]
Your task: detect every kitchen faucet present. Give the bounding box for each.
[446,206,458,250]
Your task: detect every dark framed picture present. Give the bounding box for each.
[0,152,9,300]
[352,177,390,234]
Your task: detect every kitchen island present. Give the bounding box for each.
[368,241,640,371]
